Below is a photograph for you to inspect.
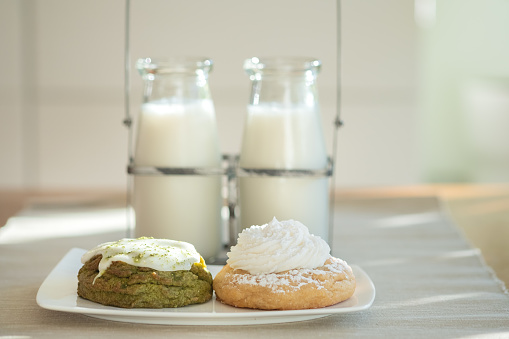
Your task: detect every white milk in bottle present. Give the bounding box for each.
[239,57,330,241]
[133,58,222,261]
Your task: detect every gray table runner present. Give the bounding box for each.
[1,196,507,338]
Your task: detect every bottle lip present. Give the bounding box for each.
[136,57,213,77]
[244,57,321,75]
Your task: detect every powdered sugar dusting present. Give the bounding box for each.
[227,257,348,293]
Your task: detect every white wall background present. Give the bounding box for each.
[1,0,508,190]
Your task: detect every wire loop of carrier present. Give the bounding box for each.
[127,155,333,178]
[236,157,333,178]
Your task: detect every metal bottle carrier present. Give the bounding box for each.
[122,0,343,248]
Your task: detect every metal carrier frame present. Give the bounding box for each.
[122,0,343,246]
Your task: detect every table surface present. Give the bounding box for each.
[0,186,508,338]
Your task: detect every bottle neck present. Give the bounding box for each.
[249,73,318,108]
[144,73,211,103]
[137,57,213,103]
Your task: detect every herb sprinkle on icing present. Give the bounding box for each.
[81,237,204,282]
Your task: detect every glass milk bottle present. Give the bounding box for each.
[133,57,222,261]
[239,57,330,241]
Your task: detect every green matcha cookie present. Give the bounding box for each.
[77,254,213,308]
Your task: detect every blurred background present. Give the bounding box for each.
[1,0,509,191]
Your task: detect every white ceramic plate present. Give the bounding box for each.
[37,248,375,325]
